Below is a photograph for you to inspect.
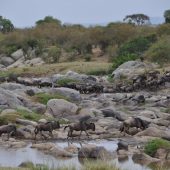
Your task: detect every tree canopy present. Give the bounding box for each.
[36,16,61,26]
[164,9,170,23]
[0,16,14,33]
[123,14,150,25]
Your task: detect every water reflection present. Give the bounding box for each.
[0,140,169,170]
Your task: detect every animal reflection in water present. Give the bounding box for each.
[64,122,95,139]
[0,124,17,139]
[34,121,60,140]
[120,117,149,135]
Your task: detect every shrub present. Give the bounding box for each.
[144,36,170,65]
[112,53,138,70]
[56,78,79,86]
[33,92,68,105]
[16,109,41,121]
[84,54,92,62]
[42,46,61,63]
[144,138,170,157]
[118,34,157,56]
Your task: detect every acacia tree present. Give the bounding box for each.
[164,9,170,23]
[0,16,14,33]
[36,16,61,26]
[123,14,150,25]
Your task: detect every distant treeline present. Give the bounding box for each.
[0,11,170,68]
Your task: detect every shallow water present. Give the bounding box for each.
[0,140,168,170]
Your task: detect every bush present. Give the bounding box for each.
[112,53,138,70]
[144,138,170,157]
[33,92,69,105]
[56,78,79,86]
[118,34,157,56]
[144,36,170,65]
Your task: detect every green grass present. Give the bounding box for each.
[1,62,111,77]
[16,109,42,122]
[144,138,170,157]
[33,92,69,105]
[56,78,79,86]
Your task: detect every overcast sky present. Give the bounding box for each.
[0,0,169,28]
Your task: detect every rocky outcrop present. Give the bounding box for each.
[112,61,157,80]
[46,99,79,118]
[46,87,82,102]
[31,143,74,158]
[78,144,113,159]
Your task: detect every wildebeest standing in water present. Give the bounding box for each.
[64,122,95,139]
[120,117,149,136]
[34,121,60,140]
[0,124,17,140]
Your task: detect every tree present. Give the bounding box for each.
[123,14,150,26]
[164,9,170,23]
[36,16,61,26]
[0,16,14,33]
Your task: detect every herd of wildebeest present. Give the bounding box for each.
[0,70,170,94]
[0,69,169,140]
[0,116,149,140]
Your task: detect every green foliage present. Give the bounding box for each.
[0,16,14,33]
[119,34,157,56]
[56,78,79,86]
[36,16,61,26]
[112,53,138,70]
[84,54,92,61]
[45,46,61,63]
[17,109,41,121]
[144,138,170,156]
[33,92,68,105]
[144,36,170,65]
[123,13,150,25]
[86,68,112,76]
[157,24,170,36]
[0,114,18,125]
[164,9,170,23]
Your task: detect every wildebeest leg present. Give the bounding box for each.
[40,131,47,140]
[49,130,53,138]
[84,130,89,138]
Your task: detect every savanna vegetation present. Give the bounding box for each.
[0,10,170,75]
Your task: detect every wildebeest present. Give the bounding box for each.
[119,117,149,135]
[34,121,60,140]
[64,122,95,139]
[0,124,17,139]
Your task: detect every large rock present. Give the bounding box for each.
[101,107,128,121]
[139,110,157,119]
[78,144,113,159]
[0,88,23,109]
[46,99,78,118]
[24,57,45,66]
[65,71,97,83]
[0,56,15,66]
[31,143,73,158]
[16,118,37,126]
[47,87,82,102]
[132,152,160,165]
[154,148,170,160]
[11,49,24,61]
[7,57,25,68]
[112,61,155,80]
[0,83,25,91]
[136,127,170,138]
